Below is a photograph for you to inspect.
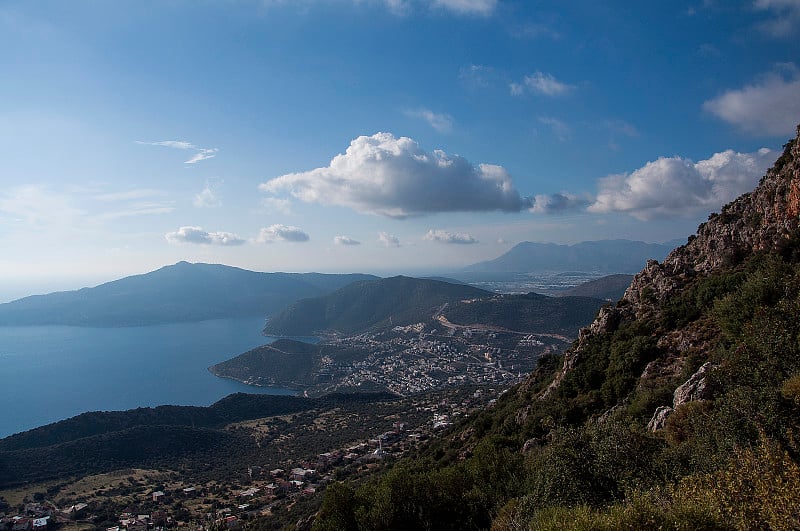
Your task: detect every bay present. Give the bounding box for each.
[0,317,295,439]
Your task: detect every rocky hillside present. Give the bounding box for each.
[544,126,800,401]
[310,127,800,530]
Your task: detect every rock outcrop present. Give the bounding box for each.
[540,126,800,405]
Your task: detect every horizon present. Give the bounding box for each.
[2,1,798,292]
[0,236,679,303]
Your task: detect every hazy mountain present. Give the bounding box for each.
[557,274,635,300]
[465,239,677,273]
[263,276,491,336]
[0,262,377,327]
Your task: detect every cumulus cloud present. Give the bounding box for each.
[165,226,245,246]
[703,65,800,137]
[378,231,401,247]
[530,193,590,214]
[260,132,532,218]
[136,140,218,164]
[424,229,478,244]
[256,224,310,243]
[511,71,574,96]
[334,235,361,245]
[432,0,496,15]
[405,108,454,133]
[588,148,776,220]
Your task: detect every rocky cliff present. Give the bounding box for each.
[540,126,800,418]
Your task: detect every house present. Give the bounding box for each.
[181,487,197,497]
[32,518,48,531]
[152,491,165,502]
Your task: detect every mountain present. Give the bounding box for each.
[311,128,800,529]
[0,262,377,327]
[262,276,491,336]
[441,292,605,336]
[465,239,676,273]
[557,273,634,300]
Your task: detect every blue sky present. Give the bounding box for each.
[1,0,799,299]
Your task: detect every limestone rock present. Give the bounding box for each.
[674,361,717,407]
[647,406,674,432]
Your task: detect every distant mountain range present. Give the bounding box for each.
[0,262,376,327]
[465,239,679,273]
[263,276,490,336]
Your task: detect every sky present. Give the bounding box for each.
[1,0,799,300]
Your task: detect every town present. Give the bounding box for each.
[238,319,572,397]
[0,385,507,531]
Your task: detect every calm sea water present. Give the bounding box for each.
[0,317,295,438]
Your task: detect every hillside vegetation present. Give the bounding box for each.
[309,129,800,529]
[210,339,372,389]
[0,392,395,488]
[558,273,633,300]
[263,276,491,336]
[441,293,604,336]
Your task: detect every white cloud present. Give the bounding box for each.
[260,132,532,218]
[194,183,221,208]
[261,197,292,214]
[511,71,575,96]
[95,201,175,221]
[334,235,361,245]
[424,229,478,244]
[459,64,495,88]
[588,147,776,220]
[94,189,166,202]
[256,224,310,243]
[538,116,571,141]
[378,231,401,247]
[136,140,218,164]
[754,0,800,37]
[0,185,85,228]
[165,226,245,246]
[530,193,590,214]
[703,65,800,137]
[405,108,454,133]
[432,0,496,15]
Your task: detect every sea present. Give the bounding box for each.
[0,317,295,439]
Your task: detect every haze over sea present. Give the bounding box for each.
[0,317,294,438]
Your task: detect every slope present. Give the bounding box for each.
[310,128,800,530]
[557,273,634,300]
[441,293,605,336]
[263,276,491,336]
